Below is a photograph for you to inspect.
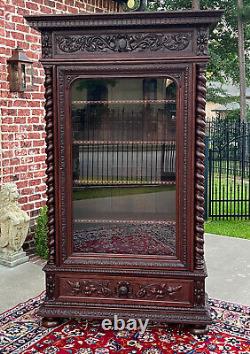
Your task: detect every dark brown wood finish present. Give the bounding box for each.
[26,10,222,331]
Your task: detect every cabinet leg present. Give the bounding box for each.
[190,324,209,335]
[42,317,62,328]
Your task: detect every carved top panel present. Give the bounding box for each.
[55,32,192,55]
[26,11,222,60]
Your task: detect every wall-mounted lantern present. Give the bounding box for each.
[8,47,33,92]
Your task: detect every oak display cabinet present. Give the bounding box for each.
[26,9,222,333]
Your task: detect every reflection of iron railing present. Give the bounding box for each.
[73,142,176,186]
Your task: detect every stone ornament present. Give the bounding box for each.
[0,183,30,266]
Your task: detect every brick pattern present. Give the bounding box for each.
[0,0,119,247]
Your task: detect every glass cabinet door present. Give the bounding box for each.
[71,77,177,256]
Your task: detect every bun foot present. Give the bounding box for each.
[190,324,209,335]
[42,317,62,328]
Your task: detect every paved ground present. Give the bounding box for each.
[0,262,45,313]
[205,233,250,306]
[73,191,176,222]
[0,234,249,313]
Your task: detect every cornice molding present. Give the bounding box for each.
[25,10,223,31]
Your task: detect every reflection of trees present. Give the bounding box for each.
[75,79,117,94]
[72,107,177,141]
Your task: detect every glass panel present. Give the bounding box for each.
[71,78,177,256]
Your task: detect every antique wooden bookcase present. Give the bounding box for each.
[26,9,222,332]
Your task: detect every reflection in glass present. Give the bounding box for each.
[71,78,177,255]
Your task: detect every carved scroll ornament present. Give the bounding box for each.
[56,32,192,54]
[136,283,182,299]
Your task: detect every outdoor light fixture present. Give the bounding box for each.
[114,0,148,11]
[8,47,33,92]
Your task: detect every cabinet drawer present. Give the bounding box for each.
[58,275,193,307]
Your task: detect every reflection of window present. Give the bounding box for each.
[143,79,157,101]
[165,79,176,100]
[165,80,176,138]
[87,80,108,102]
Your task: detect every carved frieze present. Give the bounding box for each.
[62,278,185,301]
[56,32,192,54]
[67,280,112,297]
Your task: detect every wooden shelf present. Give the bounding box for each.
[73,180,176,186]
[72,99,176,105]
[73,218,176,225]
[72,140,176,145]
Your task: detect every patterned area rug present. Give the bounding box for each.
[0,293,249,353]
[73,224,176,255]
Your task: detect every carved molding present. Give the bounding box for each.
[64,258,182,268]
[136,283,182,300]
[42,298,205,312]
[39,305,211,324]
[194,280,205,307]
[42,32,52,59]
[64,67,183,89]
[46,274,55,301]
[44,264,207,277]
[182,65,189,265]
[58,74,67,262]
[195,65,207,270]
[44,67,55,266]
[197,28,209,56]
[56,33,192,54]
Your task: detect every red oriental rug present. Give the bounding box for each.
[73,224,176,256]
[0,293,249,353]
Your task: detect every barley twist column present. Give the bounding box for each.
[195,64,206,270]
[44,66,55,266]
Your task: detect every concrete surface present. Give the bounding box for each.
[0,262,45,313]
[73,191,176,222]
[0,233,249,313]
[0,250,29,268]
[205,233,250,306]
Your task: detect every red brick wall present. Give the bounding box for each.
[0,0,119,247]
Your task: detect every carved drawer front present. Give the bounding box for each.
[58,276,193,307]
